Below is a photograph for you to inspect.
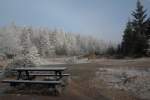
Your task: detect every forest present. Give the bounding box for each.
[0,23,115,60]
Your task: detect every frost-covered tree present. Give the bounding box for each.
[20,27,32,56]
[35,28,55,57]
[0,23,111,57]
[0,23,21,58]
[54,29,67,55]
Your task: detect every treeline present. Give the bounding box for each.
[0,23,114,59]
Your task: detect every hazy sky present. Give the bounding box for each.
[0,0,150,42]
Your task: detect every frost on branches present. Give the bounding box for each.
[0,23,111,58]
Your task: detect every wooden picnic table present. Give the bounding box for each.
[2,66,69,92]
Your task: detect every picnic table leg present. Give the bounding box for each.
[25,71,30,80]
[17,71,22,80]
[55,71,62,80]
[58,71,62,79]
[50,84,59,96]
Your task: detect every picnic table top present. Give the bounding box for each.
[12,67,67,71]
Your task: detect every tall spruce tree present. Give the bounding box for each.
[122,19,134,56]
[146,18,150,55]
[121,0,149,57]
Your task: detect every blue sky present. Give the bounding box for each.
[0,0,150,42]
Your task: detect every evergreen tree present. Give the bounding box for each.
[132,0,148,56]
[121,20,134,56]
[121,0,149,57]
[146,18,150,55]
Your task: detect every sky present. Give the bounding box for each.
[0,0,150,43]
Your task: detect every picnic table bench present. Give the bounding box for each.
[1,66,70,95]
[2,80,61,86]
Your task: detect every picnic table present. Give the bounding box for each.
[2,66,70,95]
[13,67,67,80]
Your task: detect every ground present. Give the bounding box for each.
[0,58,150,100]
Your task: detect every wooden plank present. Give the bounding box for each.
[2,80,61,84]
[40,64,67,67]
[30,73,70,76]
[12,67,67,71]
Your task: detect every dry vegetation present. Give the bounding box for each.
[1,58,150,100]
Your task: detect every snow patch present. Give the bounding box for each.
[95,67,150,99]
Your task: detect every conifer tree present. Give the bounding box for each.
[121,0,149,57]
[122,20,134,56]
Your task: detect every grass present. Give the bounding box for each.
[1,58,150,100]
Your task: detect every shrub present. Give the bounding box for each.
[3,57,35,77]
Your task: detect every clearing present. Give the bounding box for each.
[0,58,150,100]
